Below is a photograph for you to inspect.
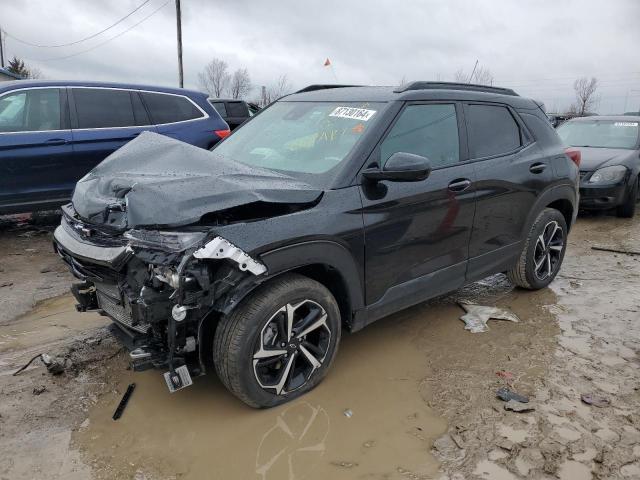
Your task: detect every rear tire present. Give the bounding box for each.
[616,176,638,218]
[507,208,568,290]
[213,273,341,408]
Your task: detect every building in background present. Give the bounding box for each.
[0,68,22,82]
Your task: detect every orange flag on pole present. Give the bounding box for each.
[324,58,331,66]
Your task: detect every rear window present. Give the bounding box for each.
[466,104,521,158]
[141,92,203,124]
[210,101,227,117]
[73,88,142,129]
[227,102,248,117]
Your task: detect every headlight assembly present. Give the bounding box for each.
[588,165,628,185]
[124,229,206,252]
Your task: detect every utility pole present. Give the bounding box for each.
[0,27,5,68]
[175,0,183,88]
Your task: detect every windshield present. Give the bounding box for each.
[211,101,384,179]
[557,119,639,149]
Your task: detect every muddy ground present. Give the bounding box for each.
[0,212,638,480]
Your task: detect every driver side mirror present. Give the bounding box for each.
[362,152,432,182]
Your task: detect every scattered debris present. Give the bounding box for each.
[458,303,519,333]
[39,267,52,273]
[32,385,47,395]
[41,353,66,375]
[343,409,353,418]
[330,461,358,468]
[591,245,640,256]
[504,400,535,413]
[0,281,13,288]
[113,383,136,421]
[495,370,515,383]
[496,387,529,403]
[12,353,44,376]
[581,393,611,408]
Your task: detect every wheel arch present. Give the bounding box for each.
[215,240,365,331]
[523,184,577,237]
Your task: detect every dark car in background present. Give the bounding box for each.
[208,98,260,130]
[557,115,640,217]
[53,82,578,407]
[0,80,230,214]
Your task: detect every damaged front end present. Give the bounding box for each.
[53,205,267,392]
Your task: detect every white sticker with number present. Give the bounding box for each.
[329,106,377,121]
[614,122,638,127]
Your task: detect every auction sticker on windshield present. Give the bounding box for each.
[614,122,638,127]
[329,106,377,121]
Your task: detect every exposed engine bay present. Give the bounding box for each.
[54,204,270,391]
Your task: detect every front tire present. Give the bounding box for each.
[616,176,638,218]
[213,273,341,408]
[507,208,568,290]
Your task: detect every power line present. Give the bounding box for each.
[3,0,153,48]
[28,0,170,62]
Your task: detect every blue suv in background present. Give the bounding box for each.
[0,80,230,214]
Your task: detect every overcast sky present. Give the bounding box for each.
[2,0,639,113]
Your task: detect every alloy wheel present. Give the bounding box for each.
[253,300,331,395]
[533,220,564,281]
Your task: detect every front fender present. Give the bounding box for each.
[215,240,365,318]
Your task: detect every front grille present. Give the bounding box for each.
[97,291,149,334]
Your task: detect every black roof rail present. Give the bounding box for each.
[395,81,518,97]
[295,84,362,94]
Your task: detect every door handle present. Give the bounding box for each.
[529,163,547,174]
[45,138,68,145]
[448,179,472,192]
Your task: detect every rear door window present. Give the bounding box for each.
[0,88,61,132]
[466,104,521,158]
[141,92,204,124]
[380,103,460,168]
[210,101,227,117]
[73,88,142,129]
[226,102,248,117]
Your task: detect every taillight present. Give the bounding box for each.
[565,148,581,167]
[215,129,231,139]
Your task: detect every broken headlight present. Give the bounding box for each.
[124,229,207,252]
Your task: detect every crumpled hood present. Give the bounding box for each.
[72,132,322,229]
[576,147,635,171]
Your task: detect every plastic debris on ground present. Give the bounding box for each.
[504,400,535,413]
[458,303,520,333]
[343,409,353,418]
[581,393,611,408]
[496,387,529,403]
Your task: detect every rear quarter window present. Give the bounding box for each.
[466,104,522,158]
[210,101,227,117]
[141,92,204,124]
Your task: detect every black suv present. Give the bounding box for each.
[53,82,578,407]
[208,98,260,130]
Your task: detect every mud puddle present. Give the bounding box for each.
[76,309,450,480]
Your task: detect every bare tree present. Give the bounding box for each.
[198,58,230,98]
[454,65,494,85]
[263,75,292,105]
[228,68,251,99]
[572,77,599,116]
